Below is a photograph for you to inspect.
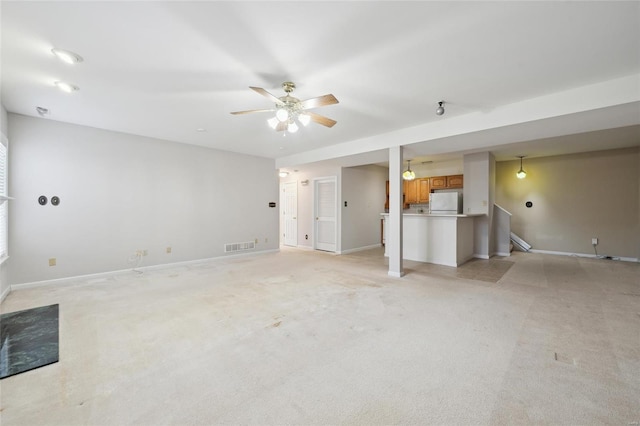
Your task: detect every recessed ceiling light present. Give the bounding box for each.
[51,48,83,65]
[36,106,49,116]
[278,171,289,178]
[196,128,207,132]
[55,81,79,93]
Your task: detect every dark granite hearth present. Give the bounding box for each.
[1,304,59,379]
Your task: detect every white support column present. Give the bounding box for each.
[388,146,404,277]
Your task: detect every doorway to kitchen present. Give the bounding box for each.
[314,177,337,252]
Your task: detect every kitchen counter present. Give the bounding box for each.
[381,213,482,266]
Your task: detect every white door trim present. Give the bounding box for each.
[313,176,337,253]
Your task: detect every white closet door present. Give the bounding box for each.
[314,177,337,252]
[282,182,297,247]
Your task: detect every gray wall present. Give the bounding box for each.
[495,147,640,259]
[8,114,279,285]
[341,165,387,252]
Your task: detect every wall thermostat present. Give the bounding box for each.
[38,195,48,206]
[51,196,60,206]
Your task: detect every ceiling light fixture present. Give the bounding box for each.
[54,81,79,93]
[51,48,83,65]
[516,156,527,179]
[436,101,445,116]
[36,106,49,116]
[278,171,289,178]
[402,160,416,181]
[231,82,338,134]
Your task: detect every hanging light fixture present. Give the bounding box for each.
[402,160,416,181]
[436,101,445,116]
[516,156,527,179]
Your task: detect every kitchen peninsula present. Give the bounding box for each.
[381,213,482,267]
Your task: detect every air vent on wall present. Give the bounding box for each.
[224,241,255,253]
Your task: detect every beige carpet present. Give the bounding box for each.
[1,248,638,425]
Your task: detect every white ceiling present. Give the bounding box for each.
[2,1,639,170]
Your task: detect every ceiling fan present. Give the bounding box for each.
[230,82,339,133]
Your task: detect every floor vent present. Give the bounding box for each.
[224,241,255,253]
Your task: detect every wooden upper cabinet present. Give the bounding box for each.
[384,180,389,210]
[431,174,463,189]
[385,174,461,209]
[430,176,447,189]
[404,179,418,205]
[447,174,464,188]
[417,178,430,203]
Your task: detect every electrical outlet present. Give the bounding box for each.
[592,238,598,245]
[49,258,56,267]
[142,249,148,256]
[166,247,172,254]
[255,238,258,244]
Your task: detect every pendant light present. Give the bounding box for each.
[436,101,445,116]
[402,160,416,181]
[516,156,527,179]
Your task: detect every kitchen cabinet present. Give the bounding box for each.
[384,180,389,210]
[447,174,464,188]
[430,176,447,189]
[430,174,463,190]
[417,178,431,203]
[403,179,418,206]
[384,175,458,210]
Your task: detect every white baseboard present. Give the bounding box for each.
[10,249,280,291]
[492,251,511,257]
[339,244,382,255]
[388,270,405,278]
[529,249,638,263]
[0,284,10,303]
[474,254,490,260]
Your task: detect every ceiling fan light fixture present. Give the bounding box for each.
[276,108,289,122]
[287,121,299,133]
[436,101,445,116]
[516,156,527,179]
[298,113,310,126]
[51,48,83,65]
[402,160,416,181]
[267,117,279,129]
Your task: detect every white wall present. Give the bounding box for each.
[0,104,9,300]
[8,114,279,285]
[495,147,640,259]
[463,152,495,258]
[410,159,463,179]
[341,165,387,252]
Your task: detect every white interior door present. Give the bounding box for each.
[282,181,297,247]
[314,177,337,252]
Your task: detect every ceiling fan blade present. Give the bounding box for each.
[275,121,288,132]
[300,94,339,110]
[250,86,285,105]
[305,111,337,128]
[230,108,274,115]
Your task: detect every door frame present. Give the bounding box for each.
[313,176,338,253]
